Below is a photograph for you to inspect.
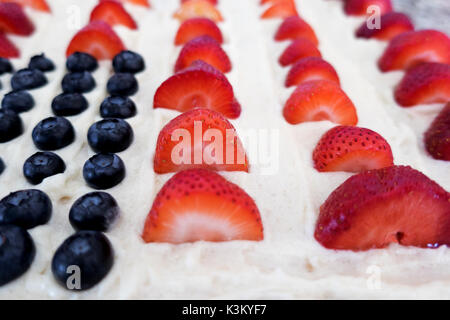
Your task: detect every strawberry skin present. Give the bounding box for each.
[261,0,298,19]
[90,1,137,30]
[394,63,450,107]
[142,169,264,243]
[355,12,414,41]
[0,3,34,36]
[378,30,450,72]
[101,0,151,8]
[279,38,321,67]
[182,0,217,4]
[66,21,126,60]
[175,17,223,45]
[154,60,241,119]
[285,57,340,87]
[174,0,223,23]
[315,165,450,251]
[425,103,450,161]
[274,15,319,46]
[0,0,50,12]
[0,32,19,58]
[313,126,394,173]
[283,80,358,125]
[174,35,231,73]
[154,108,249,174]
[344,0,393,16]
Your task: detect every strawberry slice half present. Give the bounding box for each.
[182,0,217,4]
[344,0,393,16]
[174,0,223,23]
[142,169,264,243]
[101,0,151,8]
[279,38,321,67]
[285,57,340,88]
[0,3,34,36]
[378,30,450,72]
[283,80,358,125]
[154,60,241,119]
[66,21,126,60]
[90,0,137,30]
[175,17,223,45]
[174,35,231,73]
[0,32,19,58]
[356,12,414,41]
[154,108,249,174]
[261,0,298,19]
[394,63,450,107]
[425,103,450,161]
[0,0,50,12]
[313,125,394,173]
[315,165,450,251]
[274,15,319,45]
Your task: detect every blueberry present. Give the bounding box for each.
[2,90,35,113]
[100,96,137,119]
[69,192,119,232]
[11,68,48,91]
[28,53,55,72]
[23,152,66,185]
[51,92,88,117]
[88,119,133,153]
[83,153,125,190]
[107,73,138,96]
[0,158,4,176]
[62,71,96,94]
[112,50,145,74]
[32,117,75,151]
[0,225,35,286]
[0,58,13,75]
[66,52,98,72]
[0,109,23,143]
[0,189,52,229]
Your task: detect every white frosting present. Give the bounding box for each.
[0,0,449,299]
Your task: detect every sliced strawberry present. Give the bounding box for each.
[174,35,231,73]
[90,1,137,30]
[142,169,264,243]
[274,15,319,45]
[181,0,217,4]
[154,108,249,174]
[261,0,298,19]
[313,126,394,173]
[344,0,393,16]
[285,57,340,87]
[0,0,50,12]
[66,21,126,60]
[425,103,450,161]
[174,0,223,23]
[175,17,223,45]
[154,60,241,119]
[101,0,151,8]
[0,32,19,58]
[315,165,450,251]
[378,30,450,72]
[356,12,414,41]
[261,0,293,4]
[283,80,358,125]
[279,38,321,67]
[0,3,34,36]
[394,63,450,107]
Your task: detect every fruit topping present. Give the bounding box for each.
[90,0,137,30]
[0,32,19,58]
[344,0,393,16]
[0,109,23,143]
[11,68,47,91]
[88,118,134,153]
[274,15,318,45]
[285,57,340,87]
[0,0,51,12]
[425,103,450,161]
[261,0,298,19]
[66,52,98,72]
[100,96,137,119]
[0,57,13,74]
[32,117,75,151]
[28,53,55,72]
[174,0,223,23]
[106,73,138,96]
[2,90,35,113]
[83,153,125,190]
[23,151,66,185]
[175,17,223,46]
[279,38,321,67]
[0,3,34,36]
[112,50,145,74]
[61,71,96,94]
[355,12,414,41]
[51,93,88,117]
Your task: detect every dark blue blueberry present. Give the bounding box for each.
[100,96,137,119]
[0,225,35,286]
[51,92,88,116]
[0,158,4,176]
[69,192,119,232]
[107,73,138,96]
[51,231,113,291]
[2,90,35,113]
[66,52,98,72]
[28,54,55,72]
[0,58,13,75]
[88,119,133,153]
[0,109,23,143]
[0,189,52,229]
[83,153,125,190]
[62,71,96,94]
[11,68,48,91]
[112,50,145,74]
[32,117,75,151]
[23,152,66,185]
